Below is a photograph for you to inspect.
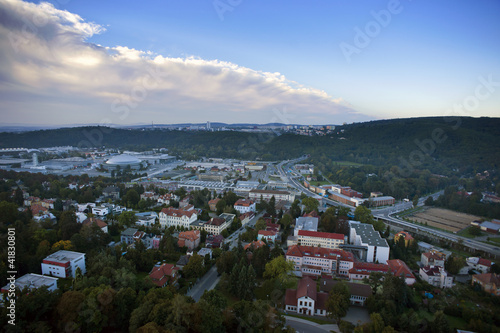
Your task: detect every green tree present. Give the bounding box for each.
[124,189,140,208]
[118,211,138,227]
[263,256,294,283]
[364,271,384,294]
[354,205,373,224]
[183,253,204,279]
[302,197,319,213]
[326,281,350,323]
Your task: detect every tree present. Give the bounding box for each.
[124,189,140,208]
[424,196,434,206]
[354,205,373,224]
[412,195,419,207]
[263,256,294,283]
[445,255,465,275]
[302,197,319,213]
[216,199,226,215]
[364,271,384,294]
[59,211,80,240]
[326,281,350,323]
[183,253,204,279]
[267,195,276,215]
[118,211,138,227]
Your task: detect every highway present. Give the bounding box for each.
[278,158,500,258]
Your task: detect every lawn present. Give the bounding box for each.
[486,237,500,244]
[457,226,485,239]
[445,315,468,330]
[282,312,334,325]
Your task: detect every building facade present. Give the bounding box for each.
[41,250,86,278]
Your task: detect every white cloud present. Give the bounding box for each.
[0,0,370,125]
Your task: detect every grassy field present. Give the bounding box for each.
[409,208,481,233]
[282,313,333,325]
[457,226,486,239]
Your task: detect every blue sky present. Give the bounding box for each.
[1,0,499,125]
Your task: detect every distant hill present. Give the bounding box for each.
[0,117,498,172]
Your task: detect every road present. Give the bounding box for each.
[284,316,338,333]
[186,212,264,300]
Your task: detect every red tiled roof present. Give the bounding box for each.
[258,230,277,236]
[178,230,200,242]
[473,273,500,285]
[285,289,297,307]
[478,258,492,267]
[244,240,266,250]
[82,217,107,229]
[208,198,220,204]
[387,259,415,279]
[149,263,179,287]
[349,262,389,274]
[395,231,414,240]
[30,203,48,215]
[208,217,226,226]
[296,276,317,300]
[235,199,254,207]
[298,230,344,240]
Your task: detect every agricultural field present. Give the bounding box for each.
[409,207,481,233]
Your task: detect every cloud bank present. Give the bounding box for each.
[0,0,368,125]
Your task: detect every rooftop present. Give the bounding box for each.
[350,222,389,247]
[298,230,344,240]
[1,273,58,292]
[44,250,85,263]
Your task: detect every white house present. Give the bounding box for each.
[285,276,328,316]
[234,199,256,214]
[419,266,454,288]
[92,206,109,217]
[41,250,86,278]
[295,230,345,249]
[159,207,198,229]
[257,230,277,242]
[286,245,354,277]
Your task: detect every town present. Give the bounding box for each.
[1,146,499,332]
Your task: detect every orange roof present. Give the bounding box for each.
[349,262,389,274]
[473,273,500,285]
[244,240,266,250]
[298,230,344,240]
[178,230,200,242]
[208,198,220,204]
[387,259,415,279]
[149,263,179,287]
[286,245,354,262]
[258,230,277,236]
[160,207,196,218]
[82,217,107,229]
[478,258,492,267]
[235,199,254,207]
[395,231,414,240]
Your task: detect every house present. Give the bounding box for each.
[176,255,191,269]
[141,234,162,249]
[159,207,198,229]
[1,273,58,293]
[320,279,372,306]
[179,196,191,208]
[244,240,266,251]
[103,186,120,200]
[82,217,108,233]
[349,221,390,264]
[394,231,414,247]
[466,257,493,273]
[293,216,319,236]
[421,251,446,267]
[140,191,159,201]
[157,193,180,205]
[92,206,109,218]
[41,250,86,278]
[240,211,256,225]
[121,228,139,245]
[30,203,48,216]
[234,199,256,214]
[471,273,500,296]
[178,230,201,250]
[257,230,277,242]
[286,245,354,277]
[149,263,180,287]
[387,259,416,285]
[208,198,221,211]
[77,203,95,212]
[294,230,345,249]
[41,199,55,209]
[348,262,389,282]
[420,266,454,288]
[206,234,224,248]
[204,213,235,235]
[284,277,328,316]
[197,248,213,260]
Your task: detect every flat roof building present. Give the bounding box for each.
[1,273,58,293]
[41,250,86,278]
[349,221,390,264]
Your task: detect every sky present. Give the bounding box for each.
[0,0,499,126]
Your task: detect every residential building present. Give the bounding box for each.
[348,262,389,282]
[204,213,235,235]
[394,231,414,247]
[234,199,256,214]
[320,279,372,306]
[284,276,328,316]
[92,206,109,217]
[82,217,108,233]
[419,266,454,288]
[249,189,294,202]
[208,198,221,211]
[41,250,86,278]
[197,248,213,260]
[178,230,201,250]
[421,251,446,267]
[295,230,345,249]
[158,193,180,205]
[206,234,224,248]
[1,273,58,293]
[141,234,162,249]
[244,240,266,251]
[257,230,277,242]
[471,273,500,296]
[176,255,190,269]
[121,228,139,245]
[149,263,180,288]
[140,191,159,201]
[159,207,198,229]
[179,196,191,208]
[286,245,354,277]
[349,221,390,264]
[466,257,493,273]
[240,211,255,225]
[387,259,416,285]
